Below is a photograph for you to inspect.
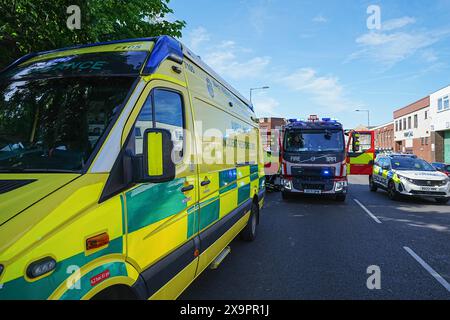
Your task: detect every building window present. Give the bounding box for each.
[399,119,402,131]
[425,137,429,145]
[395,121,398,131]
[408,116,411,129]
[424,111,428,119]
[414,114,418,128]
[438,96,449,112]
[403,118,406,130]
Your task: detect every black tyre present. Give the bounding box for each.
[387,181,399,201]
[435,198,449,204]
[281,191,291,200]
[369,176,378,192]
[335,194,346,202]
[240,201,259,242]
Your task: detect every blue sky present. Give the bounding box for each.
[170,0,450,128]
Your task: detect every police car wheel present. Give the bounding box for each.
[240,201,259,242]
[369,176,378,192]
[387,181,399,200]
[435,198,449,204]
[335,194,346,202]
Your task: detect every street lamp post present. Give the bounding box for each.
[250,86,270,103]
[355,109,370,129]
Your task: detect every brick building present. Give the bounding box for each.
[373,121,394,151]
[393,96,432,162]
[258,117,286,151]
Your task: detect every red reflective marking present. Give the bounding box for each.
[90,269,110,286]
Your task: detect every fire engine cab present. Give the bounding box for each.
[280,116,348,201]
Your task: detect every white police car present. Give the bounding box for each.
[369,154,450,204]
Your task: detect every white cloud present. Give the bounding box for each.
[204,42,271,80]
[184,27,271,80]
[312,15,328,23]
[252,94,281,117]
[382,17,416,31]
[349,16,450,68]
[281,68,356,112]
[351,30,444,67]
[185,26,210,52]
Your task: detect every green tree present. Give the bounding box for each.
[0,0,185,69]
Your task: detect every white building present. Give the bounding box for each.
[430,85,450,163]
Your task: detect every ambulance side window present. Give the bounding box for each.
[134,88,184,162]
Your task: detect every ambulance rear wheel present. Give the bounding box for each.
[240,201,259,242]
[369,176,378,192]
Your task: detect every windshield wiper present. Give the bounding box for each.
[0,167,78,173]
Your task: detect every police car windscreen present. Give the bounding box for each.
[392,157,436,172]
[1,51,149,81]
[284,129,344,152]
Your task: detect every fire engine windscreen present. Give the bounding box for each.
[284,129,345,153]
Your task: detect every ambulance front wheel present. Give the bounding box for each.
[240,201,259,242]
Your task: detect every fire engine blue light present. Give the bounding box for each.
[322,169,332,177]
[322,118,331,122]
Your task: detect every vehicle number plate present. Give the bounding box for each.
[304,189,322,194]
[421,187,437,191]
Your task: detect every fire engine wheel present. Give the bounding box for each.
[387,181,399,201]
[369,176,378,192]
[335,194,346,202]
[281,191,291,200]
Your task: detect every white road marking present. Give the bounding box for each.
[403,246,450,292]
[353,199,382,224]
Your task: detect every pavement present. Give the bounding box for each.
[180,175,450,300]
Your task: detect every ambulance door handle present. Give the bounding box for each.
[201,179,211,187]
[181,185,194,192]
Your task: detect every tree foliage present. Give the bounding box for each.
[0,0,185,69]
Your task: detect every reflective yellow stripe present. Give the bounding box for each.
[349,152,374,164]
[143,74,187,87]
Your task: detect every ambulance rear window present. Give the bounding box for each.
[2,51,149,81]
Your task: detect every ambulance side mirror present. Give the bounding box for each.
[132,128,176,183]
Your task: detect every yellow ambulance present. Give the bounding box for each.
[0,36,265,299]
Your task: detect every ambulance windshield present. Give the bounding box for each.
[0,52,146,172]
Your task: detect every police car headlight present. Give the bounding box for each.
[398,175,414,184]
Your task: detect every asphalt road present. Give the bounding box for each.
[180,175,450,300]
